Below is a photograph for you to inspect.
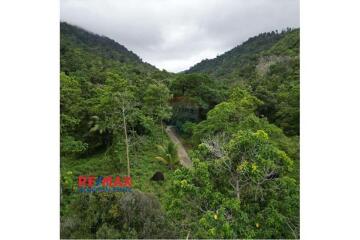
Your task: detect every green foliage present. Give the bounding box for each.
[60,127,177,236]
[155,142,179,170]
[93,73,136,133]
[60,22,155,74]
[193,87,298,160]
[60,23,174,156]
[61,135,88,155]
[61,170,75,195]
[60,23,177,238]
[188,29,300,136]
[143,83,173,122]
[166,129,299,239]
[60,22,299,239]
[60,72,87,155]
[169,73,226,130]
[61,191,175,239]
[252,54,300,135]
[265,29,300,56]
[187,30,292,78]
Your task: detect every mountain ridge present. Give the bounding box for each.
[61,22,298,75]
[60,22,158,75]
[186,28,299,78]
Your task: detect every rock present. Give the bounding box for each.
[150,171,165,181]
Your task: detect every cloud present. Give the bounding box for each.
[61,0,299,72]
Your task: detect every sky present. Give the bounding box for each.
[61,0,299,73]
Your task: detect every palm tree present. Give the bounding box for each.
[155,142,179,170]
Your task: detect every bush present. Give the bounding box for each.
[60,190,175,239]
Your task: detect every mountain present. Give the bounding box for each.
[187,28,298,80]
[187,29,300,135]
[60,22,158,78]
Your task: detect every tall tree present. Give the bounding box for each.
[94,73,135,176]
[143,83,173,131]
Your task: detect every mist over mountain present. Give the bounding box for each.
[61,22,158,75]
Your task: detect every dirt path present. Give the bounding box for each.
[165,126,192,168]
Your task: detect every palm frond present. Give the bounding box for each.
[156,144,166,153]
[155,156,168,164]
[154,142,179,168]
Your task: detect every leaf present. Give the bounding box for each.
[155,156,167,164]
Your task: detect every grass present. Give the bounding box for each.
[60,127,178,216]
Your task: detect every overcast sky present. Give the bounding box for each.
[61,0,299,72]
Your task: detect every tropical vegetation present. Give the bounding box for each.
[60,22,300,239]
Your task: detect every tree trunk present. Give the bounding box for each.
[235,179,240,200]
[122,104,130,177]
[168,163,173,170]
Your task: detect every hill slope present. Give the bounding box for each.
[60,22,158,76]
[187,29,300,135]
[187,28,298,80]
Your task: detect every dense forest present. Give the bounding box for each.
[60,22,300,239]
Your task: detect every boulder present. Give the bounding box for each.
[150,171,165,181]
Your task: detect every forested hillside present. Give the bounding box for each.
[60,22,299,239]
[188,29,299,136]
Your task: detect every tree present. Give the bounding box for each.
[94,73,135,176]
[155,142,179,170]
[143,83,172,121]
[169,73,226,129]
[143,83,173,131]
[193,87,299,161]
[193,87,262,140]
[60,72,87,155]
[226,130,293,200]
[166,129,299,238]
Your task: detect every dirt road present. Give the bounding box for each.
[165,126,192,168]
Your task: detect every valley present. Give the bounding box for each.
[60,22,299,239]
